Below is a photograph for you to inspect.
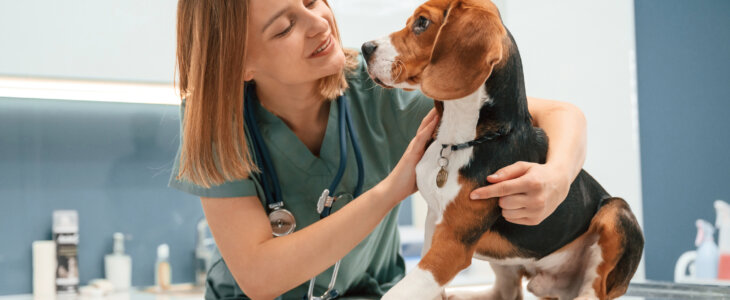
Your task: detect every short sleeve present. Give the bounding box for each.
[388,89,434,141]
[167,101,263,199]
[349,53,434,142]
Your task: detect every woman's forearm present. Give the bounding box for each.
[527,96,587,181]
[239,183,398,299]
[218,110,437,299]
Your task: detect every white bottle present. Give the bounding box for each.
[33,240,56,298]
[715,200,730,279]
[694,219,719,279]
[195,219,214,288]
[104,232,132,291]
[155,244,172,291]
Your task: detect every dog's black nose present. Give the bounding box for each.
[361,41,378,61]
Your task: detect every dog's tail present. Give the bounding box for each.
[589,197,644,300]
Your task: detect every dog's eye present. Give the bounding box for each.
[412,16,431,35]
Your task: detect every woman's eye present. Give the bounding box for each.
[413,16,431,35]
[276,20,295,38]
[274,0,317,38]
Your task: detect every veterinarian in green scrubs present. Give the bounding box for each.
[170,57,433,299]
[170,1,588,299]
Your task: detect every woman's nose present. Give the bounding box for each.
[304,11,330,38]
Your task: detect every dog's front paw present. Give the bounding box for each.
[381,284,417,300]
[443,286,488,300]
[383,268,443,300]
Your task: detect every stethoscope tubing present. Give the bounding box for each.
[243,84,364,300]
[320,95,363,218]
[344,95,365,198]
[244,90,283,205]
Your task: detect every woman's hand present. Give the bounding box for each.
[470,97,585,226]
[382,109,439,203]
[469,161,572,226]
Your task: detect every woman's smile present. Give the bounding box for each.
[309,35,334,58]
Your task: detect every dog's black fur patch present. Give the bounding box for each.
[459,31,611,259]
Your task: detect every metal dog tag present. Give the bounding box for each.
[269,208,296,237]
[436,168,448,188]
[436,156,449,188]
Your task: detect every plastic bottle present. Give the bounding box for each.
[715,200,730,279]
[53,210,79,295]
[195,218,214,288]
[155,244,172,291]
[33,240,56,298]
[104,232,132,291]
[694,219,719,279]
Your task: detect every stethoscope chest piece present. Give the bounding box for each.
[245,83,364,299]
[269,203,296,237]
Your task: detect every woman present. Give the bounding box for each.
[169,0,587,299]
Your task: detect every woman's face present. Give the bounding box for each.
[245,0,345,85]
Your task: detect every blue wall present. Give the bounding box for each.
[0,98,201,295]
[0,96,417,295]
[635,0,730,281]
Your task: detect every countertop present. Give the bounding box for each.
[2,282,729,299]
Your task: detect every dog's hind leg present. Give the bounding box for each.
[578,198,644,300]
[444,263,523,300]
[485,263,524,300]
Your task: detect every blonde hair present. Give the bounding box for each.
[176,0,358,188]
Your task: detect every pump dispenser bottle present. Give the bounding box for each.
[105,232,131,291]
[715,200,730,279]
[694,219,719,279]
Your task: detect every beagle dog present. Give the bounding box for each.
[361,0,644,299]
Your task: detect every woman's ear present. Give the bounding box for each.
[243,66,255,81]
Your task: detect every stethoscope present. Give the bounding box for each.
[243,83,364,300]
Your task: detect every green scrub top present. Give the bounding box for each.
[168,54,433,299]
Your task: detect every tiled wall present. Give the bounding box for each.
[635,0,730,281]
[0,98,201,295]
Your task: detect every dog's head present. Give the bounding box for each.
[362,0,507,100]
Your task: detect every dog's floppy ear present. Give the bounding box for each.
[421,0,505,100]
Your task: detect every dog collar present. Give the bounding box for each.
[435,128,509,188]
[440,127,510,153]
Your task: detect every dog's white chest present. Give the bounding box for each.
[416,89,489,220]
